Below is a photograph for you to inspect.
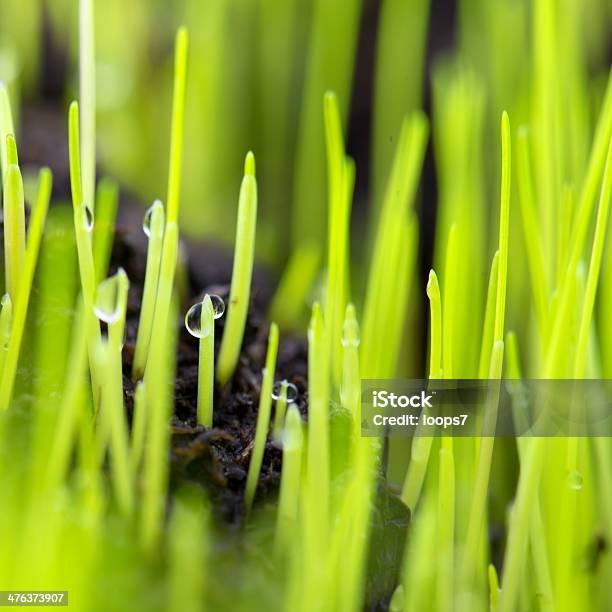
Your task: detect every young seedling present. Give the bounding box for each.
[185,293,225,427]
[323,92,354,386]
[132,200,165,380]
[142,222,179,551]
[275,404,304,557]
[3,135,25,301]
[68,101,102,398]
[361,113,428,378]
[93,268,134,515]
[271,380,298,440]
[79,0,96,212]
[462,111,511,589]
[217,152,257,385]
[401,269,441,511]
[166,27,189,226]
[0,168,52,411]
[244,322,279,512]
[217,152,258,385]
[0,81,15,178]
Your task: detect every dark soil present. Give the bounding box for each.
[108,220,308,525]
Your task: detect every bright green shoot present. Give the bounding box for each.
[275,404,304,557]
[166,27,189,226]
[217,152,258,385]
[94,268,134,515]
[185,293,223,427]
[0,81,14,178]
[573,136,612,377]
[3,135,26,301]
[478,251,500,378]
[516,127,548,339]
[142,222,179,551]
[323,91,354,387]
[0,167,52,411]
[462,111,511,589]
[304,302,330,537]
[197,296,216,426]
[493,111,511,347]
[400,269,440,511]
[132,200,165,380]
[79,0,96,212]
[427,269,442,379]
[68,101,102,394]
[361,112,428,378]
[244,322,279,512]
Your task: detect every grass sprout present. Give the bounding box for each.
[275,404,304,557]
[0,167,52,410]
[217,152,258,385]
[94,268,133,515]
[79,0,96,212]
[323,91,354,387]
[462,111,511,588]
[185,293,224,427]
[3,135,25,301]
[0,81,14,178]
[132,200,165,380]
[361,113,428,378]
[166,27,189,226]
[245,322,279,512]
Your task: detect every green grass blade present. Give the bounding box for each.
[3,141,26,300]
[516,127,549,339]
[79,0,96,212]
[245,322,279,512]
[197,295,215,427]
[275,404,304,557]
[0,82,14,180]
[166,27,189,226]
[574,136,612,377]
[92,178,119,282]
[132,200,165,380]
[217,153,258,385]
[0,168,52,410]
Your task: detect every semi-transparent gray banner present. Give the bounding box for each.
[361,380,612,437]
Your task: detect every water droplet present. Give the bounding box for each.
[567,470,583,491]
[143,200,163,237]
[209,294,225,318]
[94,275,121,324]
[83,205,94,231]
[272,380,298,403]
[185,295,224,338]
